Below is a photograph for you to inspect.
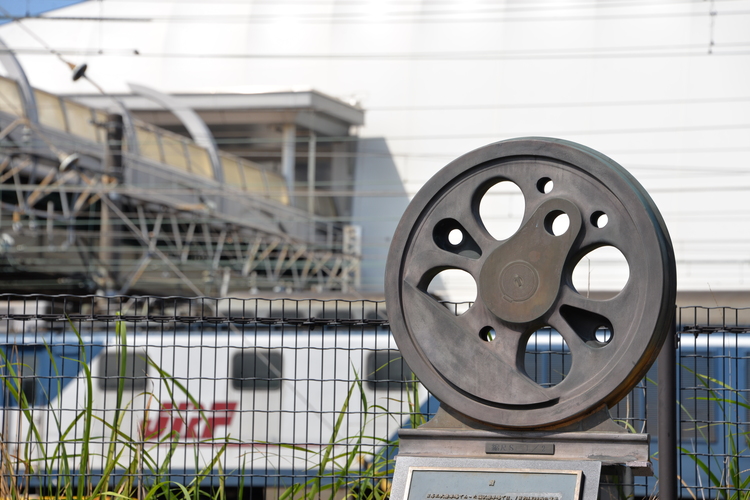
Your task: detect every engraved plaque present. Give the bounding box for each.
[404,467,582,500]
[485,442,555,455]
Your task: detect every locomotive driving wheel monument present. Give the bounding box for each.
[385,137,676,500]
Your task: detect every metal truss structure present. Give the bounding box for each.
[0,108,360,297]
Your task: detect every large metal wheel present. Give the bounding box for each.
[385,137,676,428]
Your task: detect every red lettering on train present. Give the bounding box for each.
[142,401,238,440]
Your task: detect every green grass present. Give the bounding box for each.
[0,315,233,500]
[273,363,422,500]
[0,320,421,500]
[679,368,750,500]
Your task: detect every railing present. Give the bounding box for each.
[1,295,749,499]
[0,75,291,206]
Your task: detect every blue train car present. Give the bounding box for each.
[1,310,746,499]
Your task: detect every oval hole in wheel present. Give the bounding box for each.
[572,245,629,299]
[426,268,477,315]
[478,181,525,241]
[523,326,570,388]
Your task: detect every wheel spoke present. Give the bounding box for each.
[402,281,555,406]
[457,304,522,366]
[546,312,611,390]
[556,283,636,345]
[547,310,608,366]
[402,239,481,288]
[419,178,497,252]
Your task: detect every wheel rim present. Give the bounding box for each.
[385,137,676,428]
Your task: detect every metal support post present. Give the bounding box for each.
[307,132,316,216]
[281,124,296,204]
[100,113,124,292]
[658,314,677,499]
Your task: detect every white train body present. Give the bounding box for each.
[3,315,750,498]
[1,325,429,487]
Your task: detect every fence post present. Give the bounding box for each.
[658,313,677,499]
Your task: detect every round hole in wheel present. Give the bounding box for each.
[544,211,570,236]
[591,211,608,228]
[595,325,613,344]
[537,177,553,194]
[448,228,463,246]
[572,245,629,299]
[479,326,496,342]
[425,268,476,315]
[478,181,525,241]
[523,327,570,389]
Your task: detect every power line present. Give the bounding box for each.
[6,6,749,24]
[367,96,750,111]
[368,123,750,141]
[4,46,750,61]
[91,0,739,9]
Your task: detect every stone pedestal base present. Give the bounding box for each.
[391,406,652,500]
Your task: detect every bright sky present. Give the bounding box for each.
[1,0,749,298]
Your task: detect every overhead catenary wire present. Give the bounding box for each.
[44,0,745,7]
[3,4,748,24]
[4,43,750,60]
[26,0,741,9]
[366,96,750,111]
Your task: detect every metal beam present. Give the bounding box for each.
[128,83,223,182]
[281,124,296,202]
[0,36,38,123]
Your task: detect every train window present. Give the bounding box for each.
[241,162,267,195]
[135,126,163,164]
[18,351,38,406]
[3,350,42,407]
[367,350,414,389]
[231,349,282,390]
[314,308,351,320]
[0,77,25,116]
[187,143,213,178]
[160,134,190,172]
[62,99,98,142]
[221,156,245,189]
[265,171,290,205]
[365,309,387,321]
[34,90,67,131]
[97,351,149,391]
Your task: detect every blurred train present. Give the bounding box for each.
[0,300,434,495]
[1,300,748,499]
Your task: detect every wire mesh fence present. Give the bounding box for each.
[0,295,749,499]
